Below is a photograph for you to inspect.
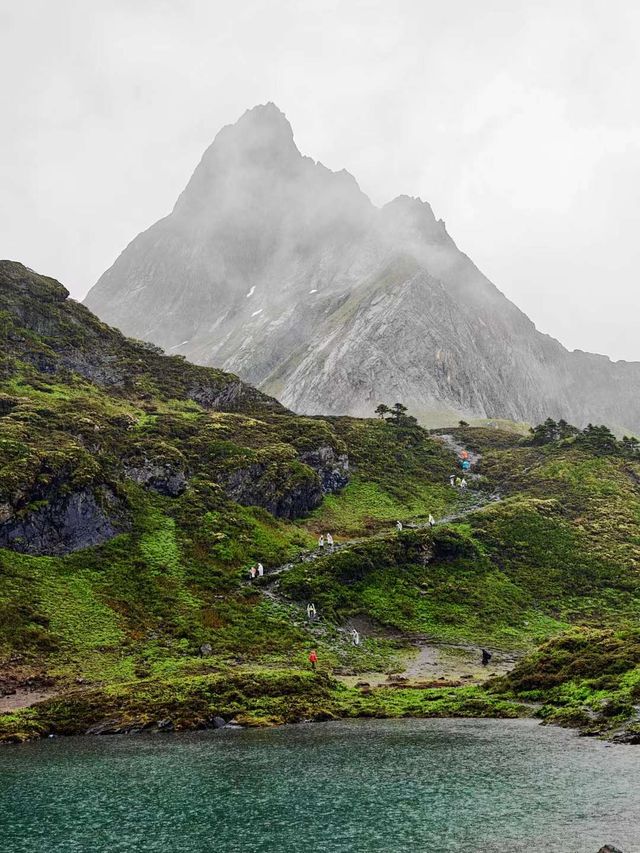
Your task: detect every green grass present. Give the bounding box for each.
[304,477,453,536]
[491,627,640,739]
[0,668,531,743]
[2,262,640,743]
[302,416,461,537]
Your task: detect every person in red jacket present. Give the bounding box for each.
[309,649,318,671]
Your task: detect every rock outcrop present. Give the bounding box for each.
[0,487,127,556]
[214,443,348,519]
[85,103,640,433]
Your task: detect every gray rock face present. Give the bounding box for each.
[85,103,640,433]
[123,460,187,497]
[0,487,127,556]
[299,446,349,494]
[214,445,347,520]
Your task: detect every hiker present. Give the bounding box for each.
[351,628,360,646]
[307,603,317,621]
[257,562,264,577]
[309,649,318,671]
[428,513,436,528]
[396,520,403,531]
[460,478,467,490]
[481,649,492,667]
[249,565,257,580]
[462,459,471,472]
[318,534,325,550]
[449,474,456,487]
[326,533,334,550]
[455,476,462,488]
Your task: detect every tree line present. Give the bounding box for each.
[374,403,418,426]
[529,417,639,457]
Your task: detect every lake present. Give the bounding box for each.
[1,718,638,852]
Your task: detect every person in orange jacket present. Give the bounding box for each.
[309,649,318,671]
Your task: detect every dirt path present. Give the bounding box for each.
[401,641,518,681]
[0,688,58,713]
[336,641,520,688]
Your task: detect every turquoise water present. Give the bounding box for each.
[2,718,639,852]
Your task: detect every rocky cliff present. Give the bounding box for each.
[85,103,640,432]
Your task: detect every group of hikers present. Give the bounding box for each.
[449,449,472,490]
[244,437,493,676]
[317,533,335,550]
[449,474,468,489]
[248,562,264,580]
[247,532,336,581]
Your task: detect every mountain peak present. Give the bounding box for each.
[173,103,300,214]
[213,101,298,163]
[86,106,640,435]
[239,101,290,125]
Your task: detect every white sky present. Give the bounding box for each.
[1,0,639,361]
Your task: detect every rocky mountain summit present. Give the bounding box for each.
[85,103,640,432]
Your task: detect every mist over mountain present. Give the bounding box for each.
[85,103,640,433]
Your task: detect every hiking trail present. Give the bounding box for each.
[253,438,517,684]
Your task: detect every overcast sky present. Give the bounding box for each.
[1,0,639,361]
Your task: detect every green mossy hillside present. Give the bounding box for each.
[491,628,640,740]
[0,262,463,710]
[1,261,640,744]
[304,416,464,537]
[0,669,529,743]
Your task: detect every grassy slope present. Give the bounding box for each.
[301,416,462,537]
[1,265,639,741]
[281,428,640,649]
[490,627,640,740]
